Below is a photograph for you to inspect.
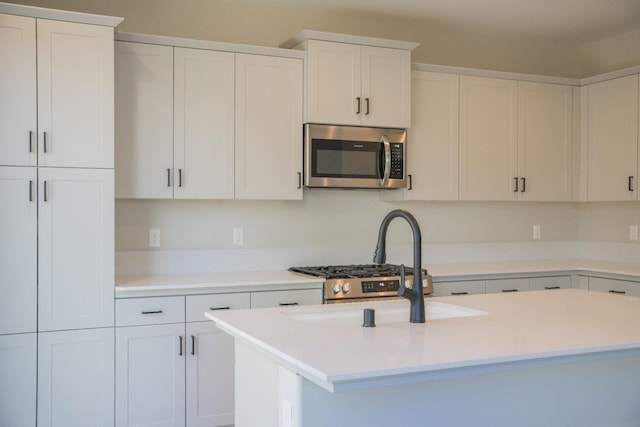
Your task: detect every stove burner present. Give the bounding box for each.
[289,264,420,279]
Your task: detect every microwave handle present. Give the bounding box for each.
[380,135,391,186]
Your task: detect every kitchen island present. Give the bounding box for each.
[206,289,640,427]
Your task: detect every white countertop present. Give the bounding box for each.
[115,270,323,297]
[206,289,640,392]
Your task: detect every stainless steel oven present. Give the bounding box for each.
[289,264,433,304]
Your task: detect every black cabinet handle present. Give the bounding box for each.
[29,131,33,153]
[356,97,361,114]
[544,286,561,290]
[513,177,518,192]
[365,98,370,115]
[29,180,33,202]
[209,306,230,311]
[451,291,469,296]
[279,302,299,306]
[629,176,634,192]
[297,172,302,189]
[521,177,526,192]
[43,181,48,202]
[408,174,413,191]
[178,169,183,187]
[179,336,183,356]
[167,168,171,187]
[43,131,48,153]
[609,290,626,295]
[191,335,195,356]
[501,289,518,293]
[141,310,163,315]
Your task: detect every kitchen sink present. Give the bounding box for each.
[285,300,487,325]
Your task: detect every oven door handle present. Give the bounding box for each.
[379,135,391,187]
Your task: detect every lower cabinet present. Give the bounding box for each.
[434,275,572,297]
[38,328,115,427]
[433,280,485,297]
[0,333,37,427]
[588,277,640,297]
[485,278,530,294]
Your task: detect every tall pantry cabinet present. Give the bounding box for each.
[0,5,121,427]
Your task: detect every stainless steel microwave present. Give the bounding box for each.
[303,124,407,189]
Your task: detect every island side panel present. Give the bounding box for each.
[249,350,640,427]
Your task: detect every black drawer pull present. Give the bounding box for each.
[545,286,561,290]
[191,335,195,356]
[141,310,163,315]
[501,289,518,293]
[609,290,626,295]
[209,306,231,311]
[279,302,299,306]
[451,292,469,295]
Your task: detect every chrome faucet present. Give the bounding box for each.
[373,209,425,323]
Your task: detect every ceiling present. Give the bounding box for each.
[244,0,640,44]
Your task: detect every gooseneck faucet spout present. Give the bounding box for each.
[373,209,425,323]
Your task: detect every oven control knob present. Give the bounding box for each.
[342,283,351,293]
[332,284,342,294]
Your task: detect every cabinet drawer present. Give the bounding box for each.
[530,276,571,291]
[485,278,530,294]
[116,296,185,326]
[433,280,485,297]
[589,277,640,297]
[186,293,251,322]
[250,289,322,309]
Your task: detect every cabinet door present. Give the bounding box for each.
[0,333,37,427]
[115,41,174,199]
[361,46,411,128]
[0,168,37,334]
[235,54,303,200]
[38,328,115,427]
[589,277,640,297]
[37,19,114,168]
[306,40,361,125]
[38,168,114,331]
[517,82,572,201]
[0,14,37,167]
[485,278,530,294]
[250,289,322,308]
[587,75,639,201]
[174,48,235,200]
[530,276,571,291]
[116,324,186,427]
[404,71,459,200]
[459,76,518,200]
[433,280,485,297]
[186,321,235,427]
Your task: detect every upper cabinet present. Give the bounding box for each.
[115,36,303,200]
[459,76,573,201]
[459,76,518,201]
[282,31,417,128]
[586,74,639,201]
[0,14,114,168]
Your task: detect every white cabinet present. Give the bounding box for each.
[0,15,113,169]
[0,167,37,335]
[174,47,235,200]
[234,53,303,200]
[116,39,303,200]
[38,328,115,427]
[586,74,639,201]
[485,278,530,294]
[433,280,485,297]
[38,168,114,331]
[517,82,572,201]
[588,277,640,297]
[116,323,186,427]
[186,321,235,427]
[250,288,322,308]
[460,76,573,201]
[459,76,518,200]
[402,71,459,200]
[0,14,36,167]
[115,41,174,199]
[305,39,411,128]
[0,333,37,427]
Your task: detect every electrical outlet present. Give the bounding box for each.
[533,224,541,240]
[149,229,160,247]
[233,227,244,246]
[630,225,638,241]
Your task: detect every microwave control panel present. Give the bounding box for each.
[390,143,404,179]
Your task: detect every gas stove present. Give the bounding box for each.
[289,264,433,303]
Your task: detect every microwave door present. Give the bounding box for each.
[378,135,391,186]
